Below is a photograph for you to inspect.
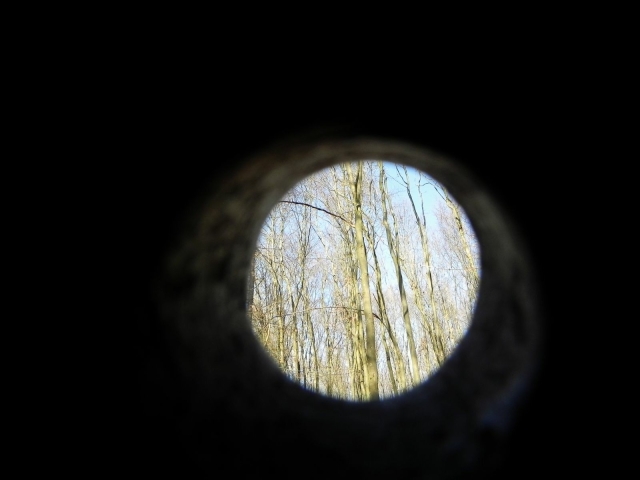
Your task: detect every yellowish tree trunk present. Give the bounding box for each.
[346,162,379,401]
[378,162,421,385]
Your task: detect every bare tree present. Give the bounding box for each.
[249,161,479,400]
[397,165,448,367]
[377,161,421,386]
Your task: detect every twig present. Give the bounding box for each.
[278,200,354,227]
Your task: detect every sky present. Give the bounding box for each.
[380,160,444,232]
[252,159,479,398]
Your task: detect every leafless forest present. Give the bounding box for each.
[247,161,480,401]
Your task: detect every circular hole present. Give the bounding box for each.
[159,134,540,477]
[247,160,481,401]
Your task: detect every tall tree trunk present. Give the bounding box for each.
[350,262,368,401]
[441,187,480,293]
[346,162,379,401]
[304,300,320,391]
[291,309,301,380]
[382,331,399,396]
[400,166,447,366]
[263,223,288,370]
[324,320,333,397]
[364,216,408,392]
[378,161,421,386]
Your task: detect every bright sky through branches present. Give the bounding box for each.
[250,160,480,401]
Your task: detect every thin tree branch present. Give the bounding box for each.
[278,200,354,227]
